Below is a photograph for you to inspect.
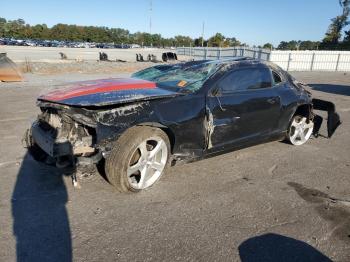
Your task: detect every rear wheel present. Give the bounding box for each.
[287,115,314,146]
[105,126,170,192]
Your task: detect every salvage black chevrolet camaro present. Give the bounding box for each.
[24,58,341,192]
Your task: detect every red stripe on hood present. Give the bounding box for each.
[40,78,156,101]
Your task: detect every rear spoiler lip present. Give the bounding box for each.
[312,98,341,138]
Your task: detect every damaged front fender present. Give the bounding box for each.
[312,98,341,138]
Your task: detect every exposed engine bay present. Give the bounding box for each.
[24,107,100,169]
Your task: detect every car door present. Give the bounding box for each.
[206,65,281,149]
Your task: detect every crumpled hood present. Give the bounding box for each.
[38,78,180,106]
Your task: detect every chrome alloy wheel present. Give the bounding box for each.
[127,136,168,190]
[289,116,314,145]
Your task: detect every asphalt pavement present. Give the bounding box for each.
[0,71,349,261]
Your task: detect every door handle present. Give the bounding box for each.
[267,98,276,104]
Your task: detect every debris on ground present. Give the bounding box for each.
[268,164,278,176]
[162,52,178,62]
[0,53,23,82]
[99,52,126,63]
[147,54,160,62]
[136,53,162,63]
[59,52,67,60]
[99,52,109,61]
[136,53,145,62]
[15,61,154,75]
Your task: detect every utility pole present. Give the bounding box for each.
[149,0,152,34]
[201,21,205,47]
[149,0,152,47]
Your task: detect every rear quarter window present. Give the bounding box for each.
[272,71,283,85]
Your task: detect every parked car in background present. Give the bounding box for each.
[0,37,141,49]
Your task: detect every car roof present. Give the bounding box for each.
[196,58,285,73]
[201,57,260,66]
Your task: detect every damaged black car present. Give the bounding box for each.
[24,58,341,192]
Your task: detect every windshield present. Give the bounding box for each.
[132,62,218,92]
[131,65,175,80]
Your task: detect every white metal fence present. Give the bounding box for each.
[270,51,350,71]
[177,47,350,71]
[177,47,271,61]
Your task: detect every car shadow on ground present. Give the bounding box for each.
[309,83,350,96]
[11,153,72,262]
[238,233,332,262]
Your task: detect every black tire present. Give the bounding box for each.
[105,126,171,192]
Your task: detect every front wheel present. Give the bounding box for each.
[287,115,314,146]
[105,126,170,192]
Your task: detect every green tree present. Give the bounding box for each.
[2,19,26,38]
[173,35,194,47]
[208,33,225,47]
[262,43,273,49]
[299,41,320,50]
[0,17,243,49]
[341,29,350,48]
[224,37,241,47]
[31,24,49,39]
[278,40,301,50]
[320,0,350,49]
[0,17,7,37]
[194,37,204,47]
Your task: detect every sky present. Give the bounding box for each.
[1,0,343,46]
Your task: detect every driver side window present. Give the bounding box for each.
[218,67,272,93]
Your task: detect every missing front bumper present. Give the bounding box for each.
[27,121,101,166]
[31,121,72,157]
